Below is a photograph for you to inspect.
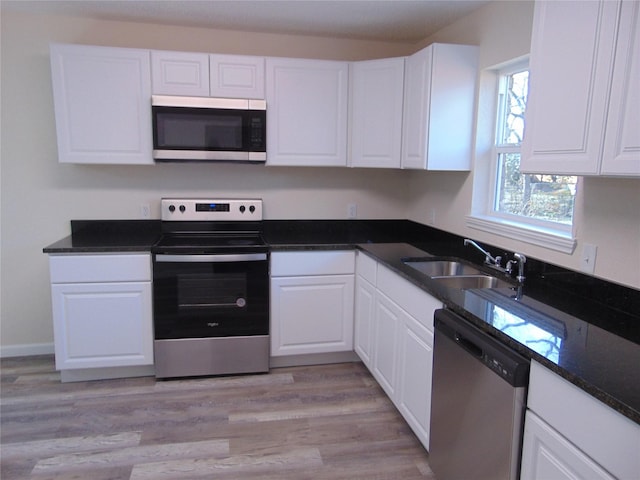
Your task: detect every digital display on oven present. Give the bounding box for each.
[196,203,230,212]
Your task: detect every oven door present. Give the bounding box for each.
[153,253,268,339]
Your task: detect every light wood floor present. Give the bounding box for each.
[1,356,435,479]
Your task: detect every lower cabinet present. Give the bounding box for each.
[270,250,355,357]
[521,361,640,480]
[355,250,441,450]
[48,253,154,380]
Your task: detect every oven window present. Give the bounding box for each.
[177,273,246,310]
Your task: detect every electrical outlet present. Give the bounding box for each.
[140,204,151,219]
[579,243,597,274]
[348,204,357,219]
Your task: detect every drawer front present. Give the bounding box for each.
[271,250,355,276]
[356,250,377,285]
[49,254,152,283]
[377,264,440,331]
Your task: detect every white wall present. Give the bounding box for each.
[406,0,640,289]
[0,10,414,353]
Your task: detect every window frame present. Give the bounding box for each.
[466,57,578,254]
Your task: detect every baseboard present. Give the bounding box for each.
[0,343,55,358]
[270,351,360,368]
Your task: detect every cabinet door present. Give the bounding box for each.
[51,282,153,369]
[520,411,615,480]
[601,0,640,176]
[210,54,265,99]
[350,57,404,168]
[151,50,210,96]
[266,57,348,166]
[397,314,434,450]
[372,291,402,399]
[49,44,153,164]
[401,44,478,171]
[354,274,376,368]
[270,274,354,356]
[521,1,620,175]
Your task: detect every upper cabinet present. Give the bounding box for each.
[521,0,640,176]
[151,50,210,96]
[151,51,265,99]
[210,54,265,99]
[401,43,479,171]
[265,57,349,167]
[350,57,405,168]
[50,44,153,165]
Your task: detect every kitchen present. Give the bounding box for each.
[1,0,639,479]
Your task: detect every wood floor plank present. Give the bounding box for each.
[1,356,434,480]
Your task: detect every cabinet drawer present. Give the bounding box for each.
[377,264,440,331]
[528,361,640,480]
[356,250,377,284]
[49,254,151,283]
[271,250,355,276]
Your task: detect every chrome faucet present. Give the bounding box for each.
[464,238,526,284]
[506,252,527,283]
[463,239,502,269]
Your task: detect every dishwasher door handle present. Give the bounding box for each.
[455,332,484,359]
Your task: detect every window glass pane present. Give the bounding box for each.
[498,70,528,145]
[496,153,577,224]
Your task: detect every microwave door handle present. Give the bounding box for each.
[155,253,267,263]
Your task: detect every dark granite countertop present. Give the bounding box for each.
[356,242,639,425]
[43,219,639,423]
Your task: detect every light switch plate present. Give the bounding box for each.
[579,243,597,274]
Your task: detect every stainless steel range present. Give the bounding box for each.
[151,198,269,378]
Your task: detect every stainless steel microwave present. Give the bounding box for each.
[151,95,266,162]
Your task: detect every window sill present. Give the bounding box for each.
[465,215,577,254]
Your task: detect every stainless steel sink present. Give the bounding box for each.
[403,259,483,277]
[402,258,511,290]
[431,275,511,290]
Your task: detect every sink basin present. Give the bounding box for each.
[403,259,483,277]
[432,275,511,290]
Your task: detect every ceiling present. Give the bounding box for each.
[2,0,491,43]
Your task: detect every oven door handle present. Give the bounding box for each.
[155,253,267,263]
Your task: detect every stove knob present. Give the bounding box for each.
[168,204,176,213]
[179,205,186,213]
[239,205,246,213]
[249,205,256,213]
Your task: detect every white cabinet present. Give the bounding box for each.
[602,0,640,175]
[401,43,479,171]
[350,57,405,168]
[354,252,377,368]
[151,51,265,98]
[266,57,349,166]
[48,254,154,377]
[210,54,265,99]
[354,251,441,450]
[521,361,640,480]
[521,0,640,176]
[49,44,153,165]
[270,251,355,356]
[521,411,615,480]
[151,50,210,96]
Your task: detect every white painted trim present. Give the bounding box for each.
[466,215,577,254]
[0,343,55,358]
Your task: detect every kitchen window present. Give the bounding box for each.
[467,59,578,254]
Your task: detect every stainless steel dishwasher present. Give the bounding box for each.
[430,309,529,480]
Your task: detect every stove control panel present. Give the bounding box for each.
[161,198,263,221]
